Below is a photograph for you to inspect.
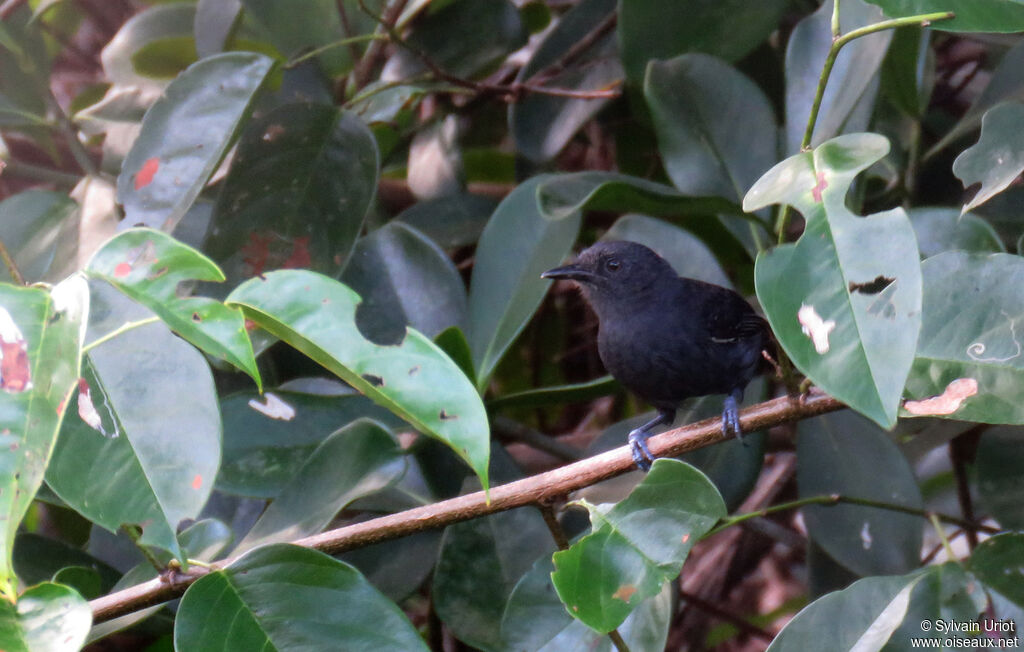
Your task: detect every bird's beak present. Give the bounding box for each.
[541,264,596,283]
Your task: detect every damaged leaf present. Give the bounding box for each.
[551,459,725,633]
[227,269,490,492]
[904,251,1024,424]
[745,133,922,428]
[87,228,261,389]
[952,102,1024,213]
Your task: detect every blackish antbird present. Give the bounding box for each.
[542,241,771,470]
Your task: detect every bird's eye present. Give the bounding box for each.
[605,257,621,272]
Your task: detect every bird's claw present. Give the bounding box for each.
[722,395,746,446]
[628,428,655,471]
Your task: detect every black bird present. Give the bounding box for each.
[542,241,771,470]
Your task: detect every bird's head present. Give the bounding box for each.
[541,240,677,312]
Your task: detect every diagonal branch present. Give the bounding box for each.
[90,389,844,624]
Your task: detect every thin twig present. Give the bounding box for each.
[949,431,981,550]
[351,0,409,89]
[525,13,618,86]
[82,317,161,354]
[90,390,845,623]
[286,33,387,69]
[538,502,570,551]
[493,416,583,461]
[48,88,97,176]
[2,158,87,186]
[0,237,25,285]
[678,588,774,642]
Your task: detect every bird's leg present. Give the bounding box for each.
[723,388,745,444]
[628,409,674,471]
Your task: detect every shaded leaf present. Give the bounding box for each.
[903,252,1024,424]
[863,0,1024,32]
[194,0,242,58]
[883,563,985,651]
[175,544,428,651]
[0,191,78,284]
[233,419,405,553]
[87,228,260,388]
[551,459,726,633]
[907,207,1004,258]
[48,283,220,563]
[798,411,923,577]
[487,375,617,411]
[205,102,379,286]
[604,214,732,288]
[975,426,1024,530]
[468,176,581,390]
[0,277,87,598]
[953,102,1024,213]
[0,583,90,652]
[746,133,922,428]
[241,0,359,75]
[227,269,491,491]
[395,193,496,249]
[969,533,1024,609]
[117,52,274,231]
[880,26,934,118]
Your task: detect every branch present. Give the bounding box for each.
[90,389,843,624]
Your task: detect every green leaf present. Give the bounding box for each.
[87,228,260,388]
[500,555,672,652]
[227,269,491,492]
[605,214,732,288]
[341,222,467,342]
[551,459,726,633]
[786,0,891,151]
[863,0,1024,32]
[903,252,1024,424]
[468,176,581,390]
[907,207,1004,258]
[47,282,220,563]
[194,0,241,58]
[0,8,52,128]
[218,386,398,498]
[746,133,922,428]
[395,193,496,248]
[798,411,923,576]
[645,54,778,210]
[205,103,379,286]
[509,0,621,162]
[619,0,788,85]
[0,277,87,598]
[240,0,352,75]
[233,419,405,554]
[117,52,274,231]
[174,544,428,651]
[433,505,554,650]
[487,375,618,411]
[883,563,986,651]
[953,102,1024,213]
[0,190,78,284]
[766,570,927,651]
[969,533,1024,608]
[0,583,90,652]
[976,426,1024,530]
[101,4,195,87]
[880,26,934,118]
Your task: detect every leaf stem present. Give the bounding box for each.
[123,525,167,573]
[285,33,387,69]
[776,8,955,243]
[608,629,632,652]
[0,237,25,285]
[82,317,161,354]
[929,513,957,562]
[48,89,97,176]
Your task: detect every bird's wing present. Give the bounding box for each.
[690,281,769,344]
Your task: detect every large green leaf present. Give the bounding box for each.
[976,426,1024,530]
[618,0,788,85]
[785,0,891,152]
[0,191,78,284]
[341,222,467,342]
[907,207,1004,259]
[0,277,87,598]
[509,0,621,163]
[864,0,1024,32]
[467,176,581,390]
[798,411,923,576]
[194,0,241,58]
[227,269,491,491]
[0,583,90,652]
[117,52,274,231]
[767,570,927,651]
[0,7,52,128]
[969,533,1024,609]
[233,419,405,554]
[903,252,1024,424]
[218,386,399,498]
[240,0,350,74]
[48,283,220,562]
[174,544,429,651]
[101,4,196,87]
[433,504,554,651]
[882,563,985,651]
[500,556,672,652]
[87,228,260,388]
[953,102,1024,213]
[880,26,934,119]
[205,103,379,286]
[746,133,922,428]
[551,459,726,634]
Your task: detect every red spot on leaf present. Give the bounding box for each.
[811,171,828,202]
[612,584,638,602]
[114,262,132,278]
[0,306,31,393]
[241,232,274,277]
[192,474,203,490]
[282,236,311,269]
[244,318,258,332]
[135,157,160,190]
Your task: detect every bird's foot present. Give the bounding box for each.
[722,394,746,446]
[627,428,655,471]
